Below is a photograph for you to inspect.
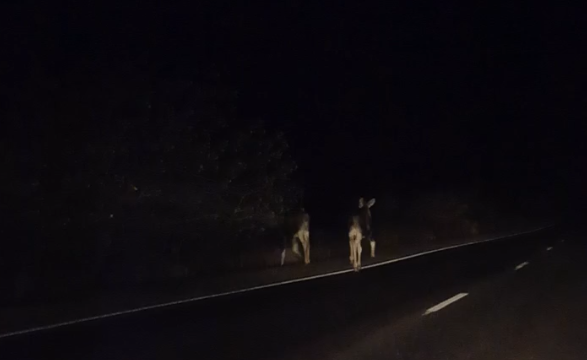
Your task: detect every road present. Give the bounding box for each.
[1,226,583,359]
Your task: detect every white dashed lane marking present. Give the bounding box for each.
[515,261,529,271]
[546,247,553,251]
[422,293,469,316]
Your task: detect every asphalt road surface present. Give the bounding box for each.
[1,226,582,360]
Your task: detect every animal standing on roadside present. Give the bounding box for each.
[349,215,363,271]
[348,197,376,271]
[281,209,311,265]
[358,197,376,258]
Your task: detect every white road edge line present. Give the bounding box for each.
[0,225,554,340]
[423,293,469,316]
[546,246,553,251]
[515,261,529,271]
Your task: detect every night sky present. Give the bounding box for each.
[4,1,586,223]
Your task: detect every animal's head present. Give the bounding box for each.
[358,197,376,209]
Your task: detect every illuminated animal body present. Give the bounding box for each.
[281,210,311,265]
[349,215,363,271]
[348,197,376,271]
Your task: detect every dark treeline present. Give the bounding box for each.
[1,1,579,306]
[1,58,304,304]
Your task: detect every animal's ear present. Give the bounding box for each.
[367,198,376,208]
[358,197,365,208]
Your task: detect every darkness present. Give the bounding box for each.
[2,0,586,222]
[3,2,587,354]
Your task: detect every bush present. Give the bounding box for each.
[1,66,301,303]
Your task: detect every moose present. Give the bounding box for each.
[349,197,376,271]
[280,208,311,265]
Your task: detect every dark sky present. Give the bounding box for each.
[4,0,587,221]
